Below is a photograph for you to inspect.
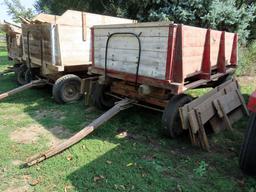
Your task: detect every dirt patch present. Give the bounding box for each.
[9,125,72,146]
[11,160,23,166]
[10,125,46,144]
[237,76,256,87]
[34,109,65,120]
[2,114,28,121]
[4,185,29,192]
[3,175,31,192]
[47,126,73,146]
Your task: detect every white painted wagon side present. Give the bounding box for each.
[22,10,135,76]
[93,22,170,80]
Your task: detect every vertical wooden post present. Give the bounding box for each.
[171,24,184,84]
[217,32,226,73]
[200,29,211,79]
[230,33,238,66]
[82,12,87,41]
[165,25,176,81]
[91,27,95,66]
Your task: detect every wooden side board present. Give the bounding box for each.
[94,25,170,80]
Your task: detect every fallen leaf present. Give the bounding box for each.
[29,179,40,186]
[93,175,105,182]
[64,185,73,192]
[66,155,73,161]
[126,163,133,167]
[120,185,126,190]
[117,131,128,138]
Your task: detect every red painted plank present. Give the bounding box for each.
[200,29,211,79]
[230,33,238,65]
[165,25,176,80]
[217,32,226,73]
[171,24,183,83]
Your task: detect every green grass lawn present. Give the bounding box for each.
[0,48,256,192]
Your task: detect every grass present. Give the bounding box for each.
[0,47,256,191]
[237,41,256,76]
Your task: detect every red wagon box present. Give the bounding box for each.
[91,22,237,94]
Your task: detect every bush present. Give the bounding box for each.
[237,41,256,76]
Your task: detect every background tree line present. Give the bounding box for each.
[4,0,256,44]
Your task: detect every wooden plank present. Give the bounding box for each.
[82,12,87,41]
[214,91,242,115]
[94,26,170,38]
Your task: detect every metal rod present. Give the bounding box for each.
[104,32,142,86]
[105,92,164,112]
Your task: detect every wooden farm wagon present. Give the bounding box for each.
[3,10,135,103]
[24,22,247,165]
[0,22,22,63]
[89,22,241,141]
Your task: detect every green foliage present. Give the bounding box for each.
[34,0,111,15]
[237,41,256,76]
[148,0,255,44]
[35,0,256,44]
[4,0,35,23]
[193,160,208,177]
[202,0,255,45]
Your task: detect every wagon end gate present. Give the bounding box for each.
[179,79,248,150]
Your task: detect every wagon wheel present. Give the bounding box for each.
[162,94,193,138]
[239,113,256,175]
[24,68,34,83]
[16,64,28,85]
[91,82,115,110]
[53,74,82,104]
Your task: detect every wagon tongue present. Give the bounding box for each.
[24,98,135,167]
[0,79,47,101]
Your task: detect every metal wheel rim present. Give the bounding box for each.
[63,83,80,100]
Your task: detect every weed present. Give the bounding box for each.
[193,160,208,177]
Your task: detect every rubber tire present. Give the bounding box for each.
[24,68,33,83]
[239,113,256,175]
[16,64,28,85]
[162,94,193,138]
[52,74,82,104]
[91,82,115,110]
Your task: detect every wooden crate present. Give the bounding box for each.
[22,10,135,75]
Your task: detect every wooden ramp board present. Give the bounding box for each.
[179,78,249,150]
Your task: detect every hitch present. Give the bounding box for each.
[25,98,135,167]
[0,79,47,101]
